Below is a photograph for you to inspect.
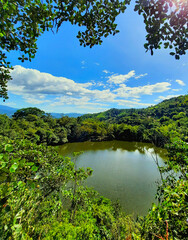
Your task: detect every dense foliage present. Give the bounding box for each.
[0,137,140,239]
[134,0,188,59]
[0,95,187,239]
[0,95,187,147]
[140,140,188,239]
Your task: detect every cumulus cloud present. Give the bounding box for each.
[175,79,186,86]
[9,66,116,108]
[106,70,148,84]
[10,65,93,97]
[107,70,135,84]
[9,66,172,112]
[114,82,171,98]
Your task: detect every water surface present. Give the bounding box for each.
[59,141,166,216]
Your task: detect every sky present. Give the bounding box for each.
[2,2,188,114]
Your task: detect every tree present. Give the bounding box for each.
[0,0,54,100]
[12,107,45,120]
[0,0,128,100]
[0,0,187,100]
[134,0,188,59]
[141,140,188,239]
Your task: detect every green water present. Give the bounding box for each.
[59,141,167,216]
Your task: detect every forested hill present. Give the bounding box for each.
[0,96,188,239]
[81,95,188,123]
[0,94,187,147]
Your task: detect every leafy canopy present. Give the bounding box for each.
[135,0,188,59]
[12,107,45,120]
[0,0,187,99]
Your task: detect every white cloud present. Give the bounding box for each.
[81,61,87,69]
[51,96,108,108]
[66,92,73,95]
[79,82,93,88]
[10,65,93,97]
[93,89,116,102]
[106,71,148,84]
[107,70,135,84]
[154,95,180,102]
[172,88,182,92]
[135,73,148,79]
[114,82,171,98]
[103,70,111,74]
[8,65,173,113]
[102,69,114,75]
[14,93,52,105]
[95,81,106,87]
[175,79,186,86]
[50,95,152,111]
[113,99,152,107]
[24,98,50,105]
[9,66,116,109]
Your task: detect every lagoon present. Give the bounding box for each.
[59,141,166,216]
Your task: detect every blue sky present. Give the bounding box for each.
[2,2,188,113]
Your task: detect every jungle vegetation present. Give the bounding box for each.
[0,94,187,239]
[0,1,187,237]
[0,95,187,147]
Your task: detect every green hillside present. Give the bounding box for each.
[0,95,187,147]
[81,94,188,123]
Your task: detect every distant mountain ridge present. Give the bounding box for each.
[1,94,187,120]
[0,105,18,117]
[0,105,83,118]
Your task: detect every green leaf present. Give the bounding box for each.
[31,165,38,172]
[5,144,13,152]
[4,225,8,231]
[9,163,18,172]
[27,162,35,166]
[1,162,6,168]
[13,224,22,234]
[18,181,25,188]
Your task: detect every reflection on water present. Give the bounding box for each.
[59,141,167,216]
